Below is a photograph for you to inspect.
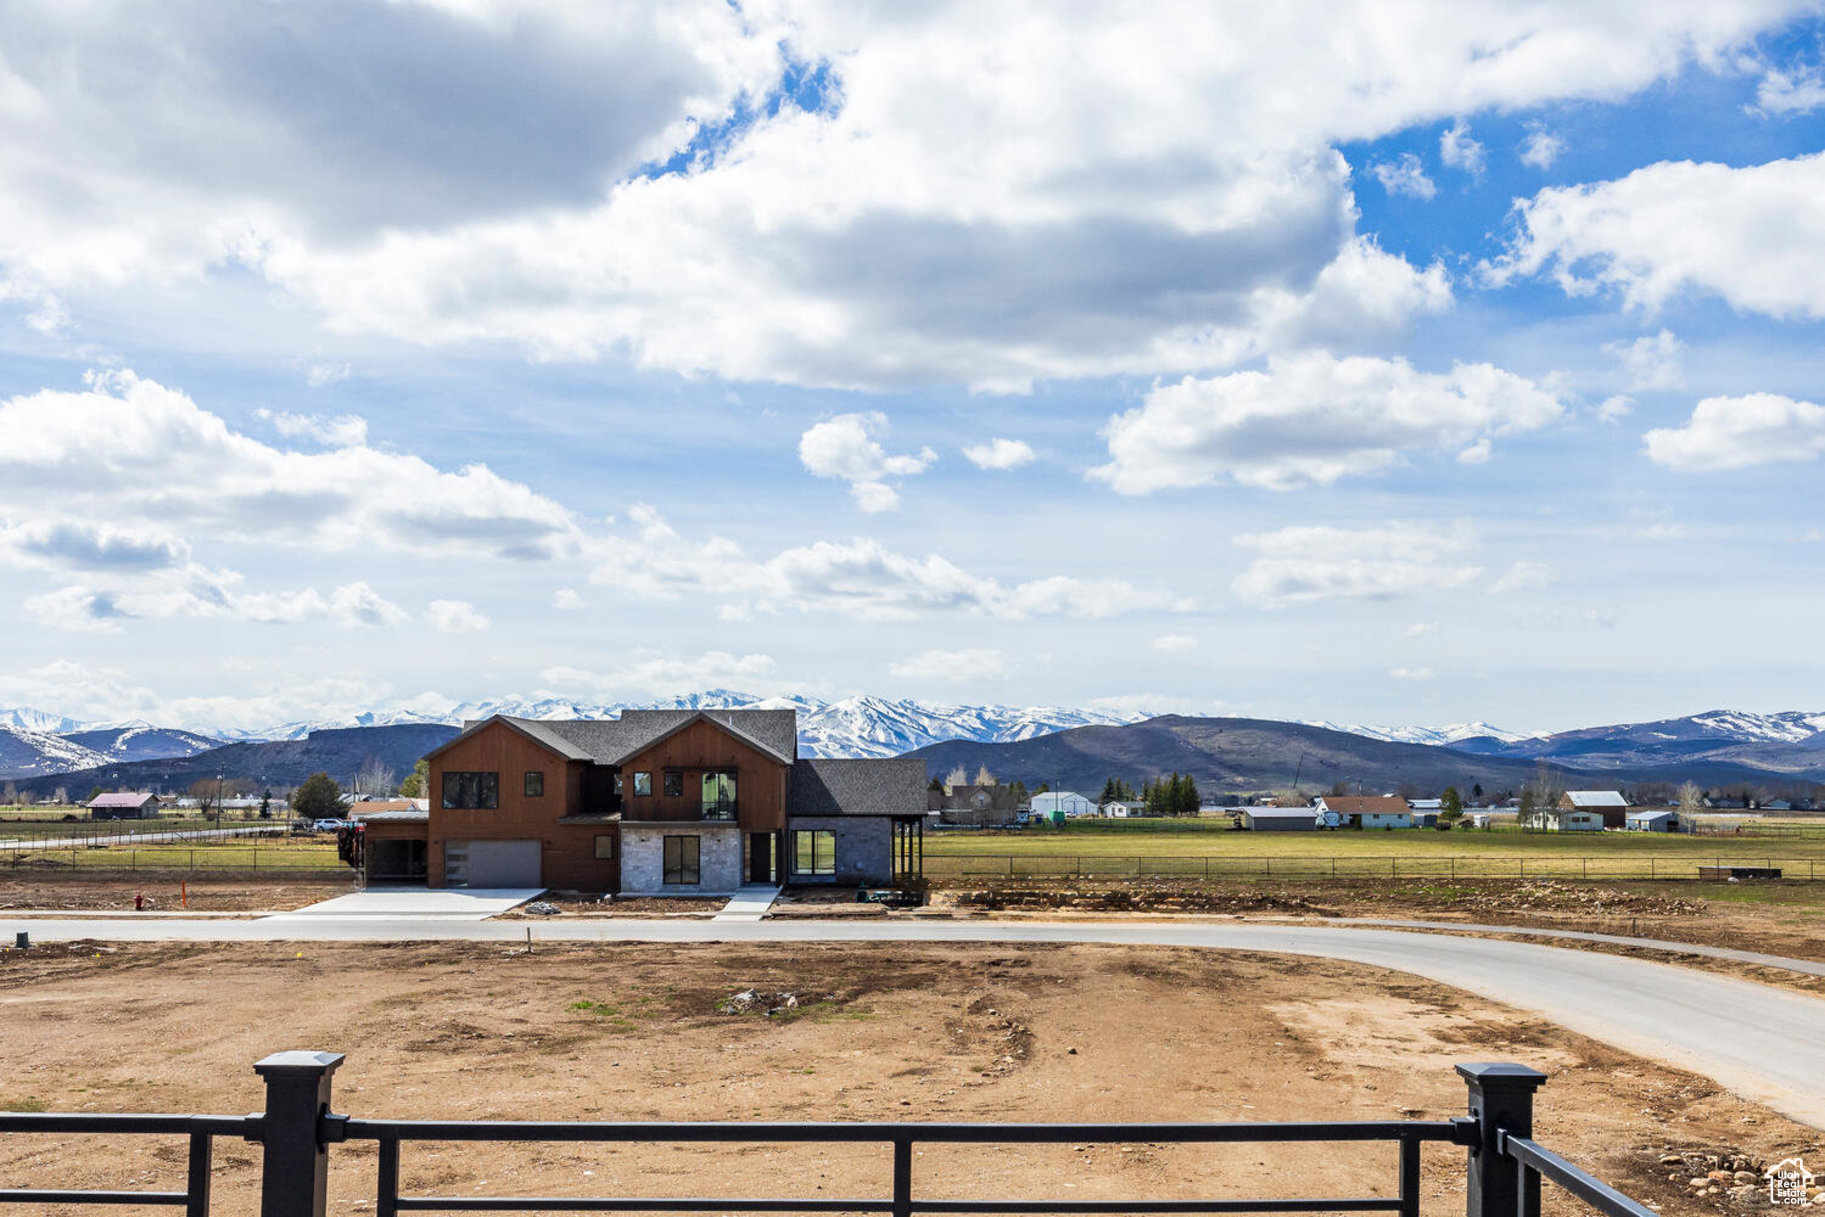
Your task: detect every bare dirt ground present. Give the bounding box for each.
[0,875,347,912]
[1,941,1820,1216]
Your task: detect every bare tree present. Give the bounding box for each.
[0,780,16,807]
[1677,782,1703,818]
[1530,761,1566,814]
[355,757,398,798]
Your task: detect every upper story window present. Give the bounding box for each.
[524,771,544,798]
[663,771,684,798]
[632,771,652,797]
[442,771,499,810]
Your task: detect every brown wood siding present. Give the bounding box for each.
[425,722,618,890]
[617,718,788,831]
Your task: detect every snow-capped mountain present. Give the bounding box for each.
[59,722,223,765]
[0,706,84,734]
[0,728,110,780]
[1302,720,1535,747]
[1686,710,1825,744]
[207,690,1149,759]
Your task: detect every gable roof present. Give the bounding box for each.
[1565,790,1627,807]
[423,708,798,768]
[788,758,925,817]
[88,792,159,808]
[1317,795,1410,815]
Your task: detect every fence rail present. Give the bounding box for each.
[922,854,1823,881]
[3,844,344,874]
[0,1053,1652,1217]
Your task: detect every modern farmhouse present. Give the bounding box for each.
[359,708,926,894]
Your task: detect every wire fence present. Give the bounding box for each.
[0,821,292,848]
[922,854,1825,881]
[3,844,345,875]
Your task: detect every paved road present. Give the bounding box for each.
[9,915,1825,1129]
[0,825,287,850]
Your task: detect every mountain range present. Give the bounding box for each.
[2,695,1824,794]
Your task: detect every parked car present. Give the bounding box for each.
[311,818,347,832]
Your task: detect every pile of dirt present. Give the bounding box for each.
[951,883,1336,915]
[0,877,342,911]
[1451,880,1706,916]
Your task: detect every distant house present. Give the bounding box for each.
[1241,807,1318,831]
[1525,807,1603,832]
[1407,799,1443,812]
[87,792,161,820]
[1315,794,1413,829]
[1560,790,1628,828]
[1029,791,1097,819]
[1625,810,1680,833]
[1102,799,1143,818]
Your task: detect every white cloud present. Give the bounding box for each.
[0,4,1792,390]
[1439,119,1486,176]
[1402,621,1438,638]
[1151,634,1199,652]
[1456,437,1493,465]
[552,588,584,610]
[1491,561,1554,593]
[427,599,491,632]
[23,570,409,633]
[1753,64,1825,114]
[798,412,935,512]
[1606,328,1683,390]
[962,438,1036,471]
[1644,393,1825,471]
[1389,666,1434,681]
[1230,522,1481,608]
[1518,124,1565,169]
[1093,352,1563,493]
[1489,152,1825,318]
[1370,153,1436,199]
[539,651,782,699]
[1596,394,1635,422]
[591,504,1184,622]
[256,407,370,448]
[888,648,1012,681]
[305,363,352,389]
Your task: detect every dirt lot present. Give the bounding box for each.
[0,875,347,912]
[0,941,1819,1216]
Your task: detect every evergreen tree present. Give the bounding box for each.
[1181,774,1201,815]
[292,772,343,821]
[399,758,430,799]
[259,789,273,820]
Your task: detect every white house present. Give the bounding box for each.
[1315,794,1413,829]
[1102,800,1143,818]
[1030,791,1097,819]
[1527,808,1603,832]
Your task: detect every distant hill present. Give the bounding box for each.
[10,724,460,799]
[59,724,222,766]
[903,715,1800,796]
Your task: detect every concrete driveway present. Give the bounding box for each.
[263,886,543,920]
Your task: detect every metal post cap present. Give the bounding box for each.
[1455,1062,1548,1089]
[254,1051,346,1075]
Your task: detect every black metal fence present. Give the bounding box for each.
[0,1053,1656,1217]
[922,853,1825,881]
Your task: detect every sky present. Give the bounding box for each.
[1,0,1823,736]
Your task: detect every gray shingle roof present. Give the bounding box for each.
[788,757,926,817]
[432,708,802,767]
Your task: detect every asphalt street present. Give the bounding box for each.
[8,914,1825,1129]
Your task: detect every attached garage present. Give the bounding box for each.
[445,839,543,888]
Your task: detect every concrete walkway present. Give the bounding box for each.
[712,885,781,922]
[262,887,544,920]
[7,915,1825,1129]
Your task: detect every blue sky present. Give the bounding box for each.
[0,2,1822,735]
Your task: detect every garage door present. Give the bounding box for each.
[451,840,542,888]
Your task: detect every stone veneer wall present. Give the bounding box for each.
[620,824,743,895]
[786,815,892,886]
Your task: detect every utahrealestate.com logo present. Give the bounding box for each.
[1766,1158,1817,1206]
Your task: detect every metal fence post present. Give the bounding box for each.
[1458,1062,1546,1217]
[254,1050,345,1217]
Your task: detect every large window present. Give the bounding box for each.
[663,835,700,885]
[524,771,544,798]
[794,829,836,876]
[663,771,684,798]
[441,771,498,810]
[633,771,652,797]
[702,772,737,820]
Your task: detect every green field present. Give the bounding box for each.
[922,823,1825,881]
[0,817,281,842]
[1,839,342,873]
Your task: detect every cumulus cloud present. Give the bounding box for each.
[1093,352,1563,493]
[1753,64,1825,114]
[256,407,369,447]
[888,648,1012,681]
[1230,522,1481,608]
[1644,393,1825,471]
[1151,634,1199,652]
[552,588,584,610]
[0,3,1792,390]
[798,412,935,512]
[962,438,1036,471]
[24,570,409,633]
[1491,561,1554,593]
[1439,119,1487,176]
[1488,152,1825,317]
[591,505,1184,622]
[1518,123,1566,169]
[1606,328,1683,390]
[1370,153,1436,199]
[1389,666,1434,681]
[1596,394,1636,422]
[0,520,190,570]
[427,599,491,632]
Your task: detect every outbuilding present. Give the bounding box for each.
[1625,810,1680,833]
[1561,790,1628,828]
[1029,791,1097,819]
[1241,807,1318,831]
[1315,794,1414,829]
[87,792,161,820]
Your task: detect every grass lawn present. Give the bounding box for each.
[0,817,282,842]
[1,838,343,873]
[922,823,1825,880]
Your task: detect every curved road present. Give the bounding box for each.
[10,915,1825,1130]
